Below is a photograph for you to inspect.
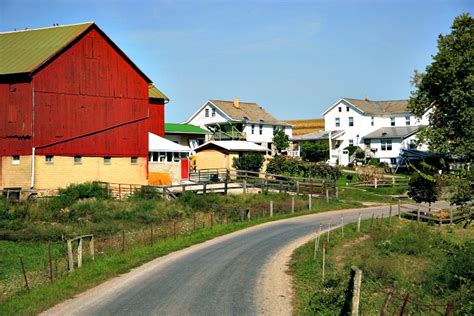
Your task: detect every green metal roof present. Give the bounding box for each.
[165,123,209,134]
[0,22,93,75]
[149,84,169,102]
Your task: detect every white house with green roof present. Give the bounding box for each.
[164,123,209,150]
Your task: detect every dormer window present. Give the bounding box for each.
[243,116,249,121]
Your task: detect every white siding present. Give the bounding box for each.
[187,101,228,128]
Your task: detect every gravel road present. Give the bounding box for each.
[42,205,393,316]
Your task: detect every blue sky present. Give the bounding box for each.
[1,0,472,122]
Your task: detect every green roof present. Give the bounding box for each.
[0,22,93,75]
[165,123,209,134]
[149,84,169,102]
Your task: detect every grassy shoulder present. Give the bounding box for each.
[291,218,474,315]
[1,192,365,315]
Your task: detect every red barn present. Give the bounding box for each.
[0,22,168,194]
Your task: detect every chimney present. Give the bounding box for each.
[365,95,370,101]
[233,97,240,108]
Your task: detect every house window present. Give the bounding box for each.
[390,117,395,126]
[259,125,263,135]
[390,158,397,165]
[346,106,350,112]
[131,157,138,165]
[74,156,82,164]
[371,116,374,126]
[348,117,354,127]
[381,140,392,151]
[338,106,342,112]
[251,124,255,134]
[405,116,410,126]
[212,108,216,117]
[349,139,354,146]
[158,153,166,162]
[173,153,181,162]
[205,108,209,117]
[45,155,54,164]
[12,155,20,165]
[104,157,111,165]
[335,117,340,127]
[364,139,371,148]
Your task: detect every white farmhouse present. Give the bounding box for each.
[322,98,429,166]
[185,98,292,153]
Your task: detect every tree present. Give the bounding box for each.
[407,171,440,211]
[272,127,289,153]
[408,13,474,158]
[232,152,264,172]
[301,141,329,162]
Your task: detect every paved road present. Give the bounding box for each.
[43,205,393,316]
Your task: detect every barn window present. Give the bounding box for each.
[131,157,138,165]
[104,157,112,165]
[74,156,82,164]
[12,155,20,165]
[45,155,54,164]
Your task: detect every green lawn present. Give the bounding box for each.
[291,219,474,315]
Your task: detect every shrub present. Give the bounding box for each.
[232,152,265,172]
[272,127,290,153]
[48,182,107,212]
[266,156,341,180]
[301,141,329,162]
[408,172,440,209]
[130,186,161,200]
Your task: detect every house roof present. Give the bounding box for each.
[291,130,344,142]
[194,141,268,152]
[323,98,410,116]
[284,118,324,136]
[208,100,290,125]
[363,126,420,140]
[165,123,209,134]
[149,84,169,102]
[0,22,152,83]
[149,132,192,152]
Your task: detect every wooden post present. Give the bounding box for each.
[203,183,207,195]
[291,196,295,213]
[351,267,362,316]
[308,194,312,210]
[193,213,196,231]
[370,213,375,228]
[242,180,247,194]
[450,209,453,225]
[77,238,83,268]
[247,209,251,221]
[182,185,186,193]
[224,180,228,195]
[327,221,331,243]
[210,213,214,227]
[270,201,273,217]
[48,242,53,283]
[392,176,395,185]
[67,239,74,272]
[173,220,177,240]
[374,178,378,188]
[122,230,125,252]
[322,242,326,282]
[296,181,300,194]
[326,188,329,203]
[357,213,361,233]
[400,293,410,315]
[19,256,30,292]
[417,203,420,222]
[380,282,397,316]
[335,187,339,198]
[90,236,95,261]
[389,203,392,225]
[398,199,401,218]
[341,216,344,237]
[118,184,121,199]
[313,233,319,259]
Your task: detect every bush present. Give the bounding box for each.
[48,182,107,212]
[232,152,265,172]
[130,186,161,200]
[266,156,342,180]
[408,172,440,208]
[301,141,329,162]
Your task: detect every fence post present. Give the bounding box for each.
[270,201,273,217]
[370,213,375,228]
[381,282,397,316]
[19,256,30,292]
[77,238,83,268]
[242,180,247,194]
[173,220,177,240]
[326,188,329,203]
[389,203,392,225]
[398,199,401,218]
[203,183,207,195]
[327,221,331,243]
[90,236,95,261]
[335,187,339,199]
[224,179,228,195]
[308,194,312,210]
[400,293,410,315]
[48,242,53,283]
[417,203,420,222]
[193,213,196,231]
[291,196,295,213]
[357,213,361,233]
[313,232,319,259]
[322,242,326,282]
[341,216,344,237]
[450,209,453,225]
[351,266,362,316]
[67,239,74,272]
[296,181,300,194]
[210,213,214,227]
[374,178,378,189]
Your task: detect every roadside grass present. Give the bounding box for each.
[337,186,395,203]
[1,194,364,315]
[291,219,474,315]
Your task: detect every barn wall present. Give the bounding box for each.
[149,101,164,136]
[32,28,149,157]
[1,156,32,189]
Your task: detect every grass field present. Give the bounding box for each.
[291,219,474,315]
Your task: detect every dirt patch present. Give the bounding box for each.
[332,234,370,269]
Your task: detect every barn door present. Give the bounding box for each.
[181,158,189,180]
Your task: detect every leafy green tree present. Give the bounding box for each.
[301,141,329,162]
[272,127,290,153]
[232,152,264,172]
[408,13,474,158]
[407,172,440,211]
